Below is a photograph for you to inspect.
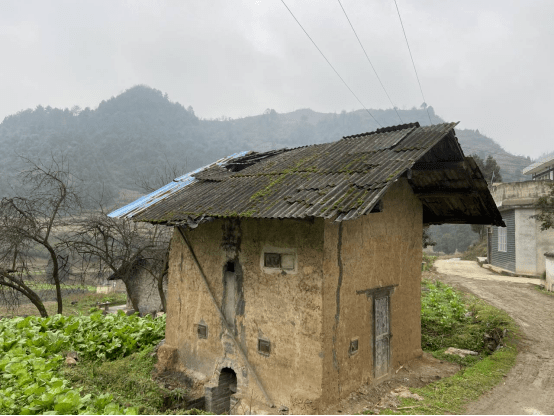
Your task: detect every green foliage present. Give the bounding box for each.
[390,344,517,415]
[421,254,437,271]
[421,280,514,354]
[471,153,503,184]
[0,312,165,415]
[64,347,187,414]
[534,181,554,231]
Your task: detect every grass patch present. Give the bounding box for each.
[0,292,128,318]
[385,280,519,414]
[535,285,554,297]
[461,239,487,261]
[63,347,188,414]
[421,254,437,271]
[388,344,517,414]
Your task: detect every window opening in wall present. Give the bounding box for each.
[349,339,359,355]
[264,252,295,270]
[197,324,208,339]
[498,227,507,252]
[226,261,235,273]
[258,339,271,356]
[264,253,281,268]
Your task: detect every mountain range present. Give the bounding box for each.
[0,85,534,253]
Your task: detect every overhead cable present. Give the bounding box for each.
[393,0,433,125]
[279,0,382,127]
[337,0,402,124]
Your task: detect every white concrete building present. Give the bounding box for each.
[488,157,554,276]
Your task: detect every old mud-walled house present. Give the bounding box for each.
[110,122,504,414]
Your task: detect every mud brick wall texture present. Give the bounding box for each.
[159,178,423,414]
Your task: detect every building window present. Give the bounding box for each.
[263,252,295,271]
[349,339,359,355]
[258,339,271,356]
[498,227,507,252]
[197,324,208,339]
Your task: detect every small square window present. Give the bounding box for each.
[197,324,208,339]
[349,339,359,355]
[258,339,271,356]
[264,253,281,268]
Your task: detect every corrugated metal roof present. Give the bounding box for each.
[107,151,250,219]
[108,122,505,227]
[522,154,554,175]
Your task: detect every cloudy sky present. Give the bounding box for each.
[1,0,552,158]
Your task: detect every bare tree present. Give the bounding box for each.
[0,155,81,316]
[66,209,170,313]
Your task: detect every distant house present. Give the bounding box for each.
[109,122,503,415]
[107,255,168,315]
[487,156,554,276]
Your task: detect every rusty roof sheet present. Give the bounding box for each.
[109,122,505,227]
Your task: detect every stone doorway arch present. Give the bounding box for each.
[206,367,237,414]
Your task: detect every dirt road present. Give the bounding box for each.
[434,259,554,415]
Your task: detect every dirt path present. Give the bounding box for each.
[434,259,554,415]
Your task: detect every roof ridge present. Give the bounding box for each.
[342,122,421,140]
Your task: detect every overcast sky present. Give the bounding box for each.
[1,0,552,158]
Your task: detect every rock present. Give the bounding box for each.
[154,339,166,354]
[390,386,424,401]
[156,311,165,318]
[444,347,478,358]
[65,356,77,366]
[278,405,289,412]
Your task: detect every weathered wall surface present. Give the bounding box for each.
[515,208,538,275]
[535,221,554,276]
[545,253,554,291]
[321,178,423,408]
[161,217,325,414]
[491,181,552,207]
[124,268,168,315]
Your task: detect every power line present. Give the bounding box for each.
[279,0,382,127]
[393,0,433,125]
[336,0,402,124]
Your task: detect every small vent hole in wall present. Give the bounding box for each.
[226,261,235,273]
[349,339,359,355]
[258,339,271,356]
[198,324,208,339]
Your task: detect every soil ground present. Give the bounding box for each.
[322,353,460,414]
[434,259,554,415]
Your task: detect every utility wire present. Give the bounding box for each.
[393,0,433,125]
[337,0,402,124]
[279,0,382,127]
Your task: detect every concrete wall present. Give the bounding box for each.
[545,254,554,291]
[491,180,553,207]
[514,208,538,275]
[124,268,168,315]
[161,217,325,414]
[535,221,554,276]
[320,178,423,408]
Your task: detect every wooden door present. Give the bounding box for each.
[374,294,390,379]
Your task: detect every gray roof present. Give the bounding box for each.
[109,122,505,227]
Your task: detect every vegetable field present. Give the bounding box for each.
[0,311,165,415]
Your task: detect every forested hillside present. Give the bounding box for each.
[0,85,533,252]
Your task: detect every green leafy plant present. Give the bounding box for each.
[0,311,165,415]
